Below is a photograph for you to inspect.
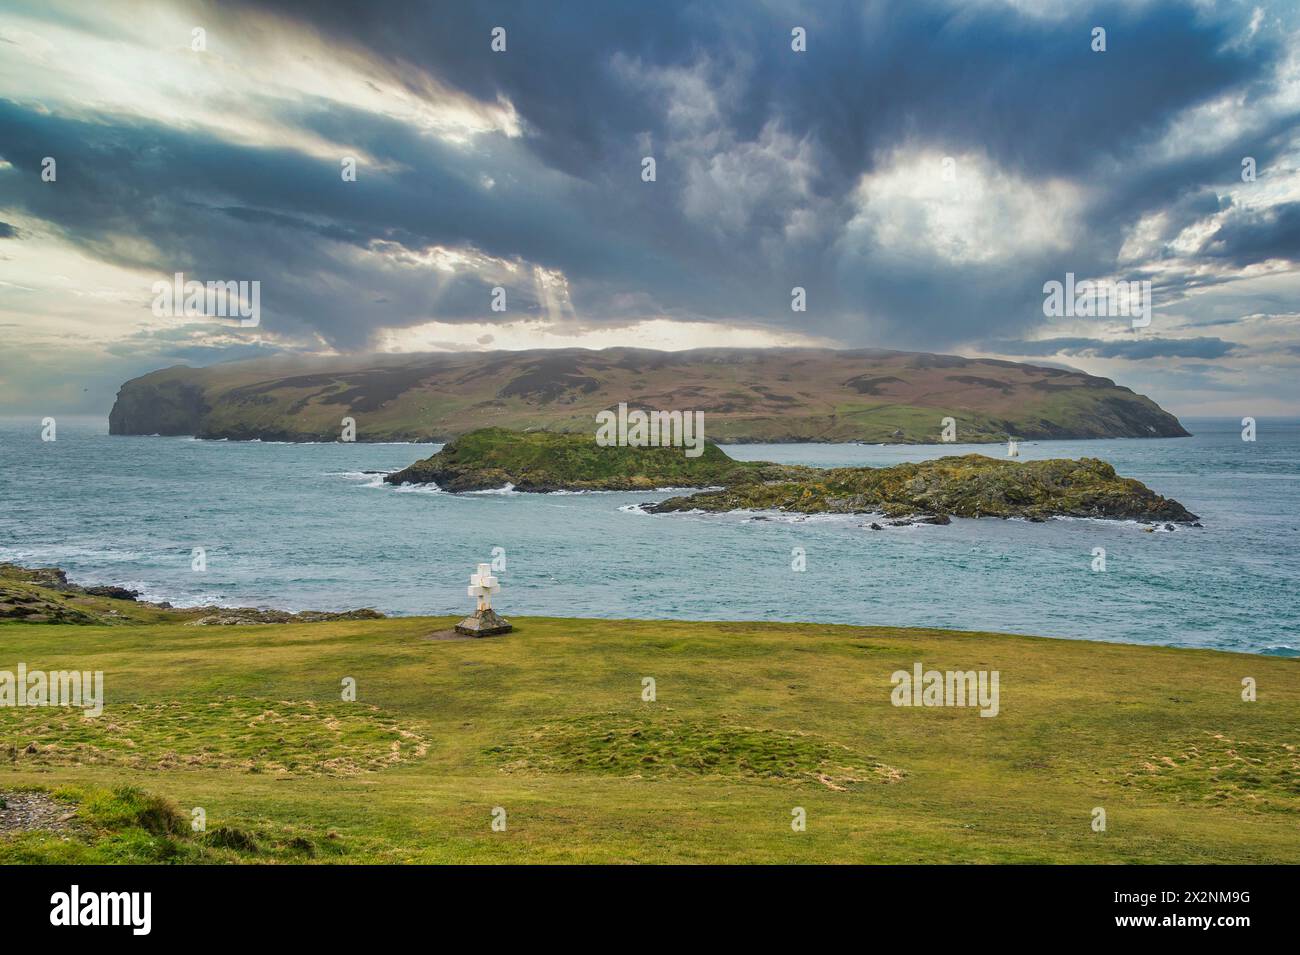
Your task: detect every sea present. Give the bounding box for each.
[1,416,1296,655]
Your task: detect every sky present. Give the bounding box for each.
[1,0,1298,416]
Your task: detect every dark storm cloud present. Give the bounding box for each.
[989,336,1241,360]
[0,220,18,238]
[1199,201,1300,265]
[0,0,1292,352]
[248,0,1288,346]
[250,0,1260,178]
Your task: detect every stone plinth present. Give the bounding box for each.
[455,607,513,637]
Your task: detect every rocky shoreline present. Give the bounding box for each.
[0,563,384,626]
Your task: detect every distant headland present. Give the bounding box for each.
[107,347,1190,445]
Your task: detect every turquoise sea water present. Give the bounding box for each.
[1,417,1296,655]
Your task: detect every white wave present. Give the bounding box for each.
[0,543,151,563]
[534,484,717,496]
[643,507,878,525]
[328,470,390,488]
[1051,515,1142,526]
[392,482,444,494]
[465,483,517,495]
[93,580,219,608]
[1041,515,1200,530]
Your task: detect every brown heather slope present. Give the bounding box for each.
[108,347,1189,444]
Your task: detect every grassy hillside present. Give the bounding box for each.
[107,347,1190,444]
[2,608,1296,863]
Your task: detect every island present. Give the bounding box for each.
[383,426,802,491]
[107,346,1190,444]
[385,428,1198,524]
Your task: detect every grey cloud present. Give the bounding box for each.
[988,336,1241,360]
[1199,201,1300,266]
[0,0,1297,419]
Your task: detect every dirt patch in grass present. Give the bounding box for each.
[0,790,76,834]
[422,629,473,641]
[1,698,429,777]
[0,786,346,864]
[486,713,903,789]
[1121,732,1300,813]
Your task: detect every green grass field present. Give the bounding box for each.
[1,614,1296,863]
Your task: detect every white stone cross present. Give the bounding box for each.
[467,562,500,612]
[1007,438,1019,458]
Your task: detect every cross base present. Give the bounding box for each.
[454,607,513,637]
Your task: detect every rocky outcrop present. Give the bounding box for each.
[0,563,385,626]
[383,427,804,492]
[645,454,1199,523]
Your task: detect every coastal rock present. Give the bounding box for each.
[384,427,808,492]
[83,585,140,601]
[1,564,69,588]
[647,454,1199,524]
[884,514,950,527]
[2,561,386,628]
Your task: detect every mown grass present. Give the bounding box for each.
[1,615,1296,863]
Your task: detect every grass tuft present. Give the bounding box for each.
[488,714,902,789]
